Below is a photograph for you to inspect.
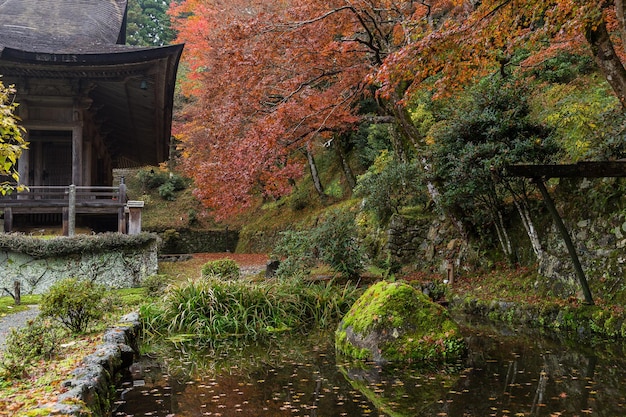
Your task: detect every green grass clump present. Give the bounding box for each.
[140,276,361,341]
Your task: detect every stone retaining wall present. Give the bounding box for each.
[35,312,141,416]
[154,228,239,254]
[0,234,159,294]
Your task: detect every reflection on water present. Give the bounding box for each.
[115,317,626,416]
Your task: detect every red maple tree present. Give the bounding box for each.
[170,0,626,220]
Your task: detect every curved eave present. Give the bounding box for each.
[0,44,184,167]
[0,44,183,66]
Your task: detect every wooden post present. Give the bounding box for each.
[3,208,12,233]
[127,200,144,235]
[13,280,20,305]
[68,184,76,237]
[446,261,454,285]
[118,178,127,234]
[62,207,69,236]
[535,178,594,305]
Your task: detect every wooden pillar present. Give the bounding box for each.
[534,178,594,305]
[62,207,69,236]
[118,178,128,234]
[72,125,83,186]
[18,131,29,186]
[34,141,43,186]
[68,184,76,237]
[13,280,20,305]
[3,208,12,233]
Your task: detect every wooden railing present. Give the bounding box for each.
[0,183,127,235]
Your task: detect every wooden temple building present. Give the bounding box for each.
[0,0,183,233]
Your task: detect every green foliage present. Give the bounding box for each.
[40,278,106,334]
[428,77,559,232]
[312,209,365,279]
[137,168,189,201]
[0,232,158,259]
[137,168,169,190]
[529,52,595,84]
[273,208,365,279]
[158,173,188,201]
[534,77,621,161]
[140,277,360,341]
[351,123,395,168]
[142,274,171,297]
[0,318,64,379]
[158,181,178,201]
[0,79,28,195]
[126,0,175,46]
[272,230,317,277]
[354,151,427,223]
[201,259,241,280]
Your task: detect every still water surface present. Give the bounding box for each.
[115,317,626,416]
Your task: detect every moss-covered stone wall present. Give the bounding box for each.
[153,228,239,254]
[0,233,158,294]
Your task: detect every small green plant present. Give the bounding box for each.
[137,168,169,190]
[158,173,188,200]
[142,274,171,297]
[272,230,316,277]
[39,278,106,334]
[201,258,241,279]
[0,317,64,379]
[158,181,177,200]
[273,209,365,279]
[312,209,365,279]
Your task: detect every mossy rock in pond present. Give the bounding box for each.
[335,280,467,365]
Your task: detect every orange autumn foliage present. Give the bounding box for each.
[170,0,626,220]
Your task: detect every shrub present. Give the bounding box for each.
[529,52,594,84]
[40,278,106,333]
[0,318,64,379]
[143,274,171,297]
[273,209,365,279]
[311,209,364,279]
[137,168,169,190]
[354,151,427,223]
[272,230,316,277]
[158,181,177,200]
[201,258,240,279]
[157,173,188,200]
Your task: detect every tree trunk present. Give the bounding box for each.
[334,136,357,190]
[388,124,408,163]
[305,146,324,197]
[585,17,626,108]
[616,0,626,52]
[494,209,513,260]
[512,196,543,262]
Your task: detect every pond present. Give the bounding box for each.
[114,316,626,417]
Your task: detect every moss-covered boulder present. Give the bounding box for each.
[335,281,466,365]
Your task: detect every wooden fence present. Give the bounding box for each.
[0,183,127,235]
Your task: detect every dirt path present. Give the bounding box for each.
[0,305,40,351]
